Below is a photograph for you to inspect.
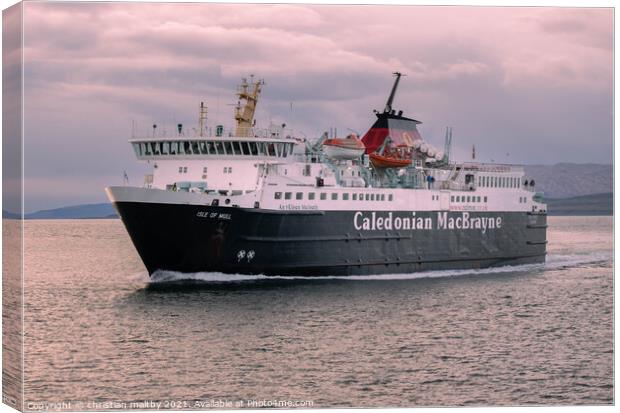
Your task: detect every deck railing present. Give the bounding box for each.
[132,125,296,140]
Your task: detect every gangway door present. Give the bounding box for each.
[440,191,450,210]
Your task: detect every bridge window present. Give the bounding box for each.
[232,141,242,155]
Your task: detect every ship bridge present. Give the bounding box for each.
[129,125,301,193]
[131,123,299,161]
[131,136,296,161]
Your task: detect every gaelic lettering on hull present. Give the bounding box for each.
[354,211,502,234]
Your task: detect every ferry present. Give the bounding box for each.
[106,73,547,276]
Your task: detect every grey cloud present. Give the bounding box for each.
[16,3,613,212]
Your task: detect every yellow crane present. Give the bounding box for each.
[234,75,264,137]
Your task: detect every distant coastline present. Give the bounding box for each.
[3,203,119,220]
[544,192,613,216]
[3,192,612,219]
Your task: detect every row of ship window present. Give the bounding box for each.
[275,191,395,202]
[451,195,487,203]
[478,175,520,188]
[135,140,295,158]
[178,166,231,174]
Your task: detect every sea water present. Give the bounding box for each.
[18,216,613,407]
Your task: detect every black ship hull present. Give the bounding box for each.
[113,201,547,277]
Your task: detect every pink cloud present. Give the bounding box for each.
[16,3,613,211]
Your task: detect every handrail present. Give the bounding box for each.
[132,125,297,141]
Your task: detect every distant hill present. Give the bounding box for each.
[546,192,613,216]
[24,203,118,219]
[524,163,612,199]
[2,210,21,219]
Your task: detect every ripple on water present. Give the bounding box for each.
[21,216,613,407]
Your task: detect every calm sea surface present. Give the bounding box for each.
[21,216,613,408]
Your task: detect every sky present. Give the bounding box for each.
[6,1,615,211]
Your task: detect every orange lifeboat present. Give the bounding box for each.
[322,134,366,160]
[370,144,412,168]
[369,153,412,168]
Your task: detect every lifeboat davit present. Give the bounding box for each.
[369,153,412,168]
[322,134,366,160]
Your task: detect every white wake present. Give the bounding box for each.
[147,251,612,284]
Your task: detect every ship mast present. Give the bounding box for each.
[234,75,264,137]
[198,101,208,137]
[443,126,453,163]
[384,72,403,113]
